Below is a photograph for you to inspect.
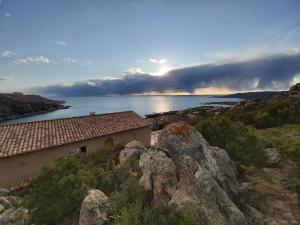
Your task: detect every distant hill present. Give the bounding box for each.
[220,91,285,100]
[222,83,300,128]
[0,92,68,122]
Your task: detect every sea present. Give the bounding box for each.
[2,96,240,125]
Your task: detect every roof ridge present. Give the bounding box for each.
[0,110,138,127]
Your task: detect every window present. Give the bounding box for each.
[80,146,87,153]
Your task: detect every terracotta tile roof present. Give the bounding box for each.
[0,111,148,158]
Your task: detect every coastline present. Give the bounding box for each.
[1,95,241,125]
[0,105,70,124]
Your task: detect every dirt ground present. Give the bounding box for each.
[240,159,300,225]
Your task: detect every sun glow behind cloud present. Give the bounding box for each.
[150,65,173,76]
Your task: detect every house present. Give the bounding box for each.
[0,111,151,189]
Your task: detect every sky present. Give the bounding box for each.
[0,0,300,95]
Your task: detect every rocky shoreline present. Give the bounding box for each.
[146,105,228,130]
[0,92,69,123]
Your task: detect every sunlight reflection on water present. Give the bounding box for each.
[2,96,239,124]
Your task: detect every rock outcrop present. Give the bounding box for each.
[139,150,177,207]
[79,189,110,225]
[139,121,264,225]
[264,148,282,165]
[119,140,147,164]
[0,188,28,225]
[288,83,300,98]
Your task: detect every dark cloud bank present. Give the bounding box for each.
[36,53,300,96]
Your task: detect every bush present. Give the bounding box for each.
[78,143,124,168]
[110,177,196,225]
[110,176,148,215]
[256,124,300,199]
[225,98,300,128]
[142,207,197,225]
[255,124,300,164]
[114,201,196,225]
[23,157,112,225]
[24,153,196,225]
[196,117,267,167]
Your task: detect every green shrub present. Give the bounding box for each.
[225,98,300,128]
[110,176,148,215]
[256,124,300,198]
[142,207,197,225]
[255,124,300,164]
[78,144,124,168]
[196,117,267,167]
[23,157,112,225]
[114,201,196,225]
[110,177,196,225]
[113,199,144,225]
[24,154,196,225]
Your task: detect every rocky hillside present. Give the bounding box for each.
[139,122,265,225]
[1,84,299,225]
[224,83,300,128]
[147,83,300,130]
[1,122,299,224]
[220,90,284,100]
[0,92,68,122]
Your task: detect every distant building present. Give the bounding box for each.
[0,111,151,189]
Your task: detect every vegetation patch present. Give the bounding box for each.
[23,157,112,225]
[196,117,267,168]
[256,124,300,197]
[23,147,196,225]
[255,124,300,164]
[224,97,300,128]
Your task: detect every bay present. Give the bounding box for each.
[3,95,240,124]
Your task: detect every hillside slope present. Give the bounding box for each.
[0,92,68,122]
[220,91,284,100]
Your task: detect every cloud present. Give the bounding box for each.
[0,77,14,82]
[15,56,50,64]
[150,65,173,76]
[149,58,167,64]
[81,61,93,66]
[56,40,67,46]
[125,67,145,74]
[35,52,300,96]
[1,50,16,58]
[63,57,77,63]
[290,73,300,86]
[63,58,93,65]
[4,13,10,17]
[207,46,300,63]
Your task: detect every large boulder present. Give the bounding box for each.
[125,140,147,152]
[79,189,110,225]
[139,150,177,207]
[119,140,147,164]
[0,189,10,197]
[140,121,264,225]
[0,194,28,225]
